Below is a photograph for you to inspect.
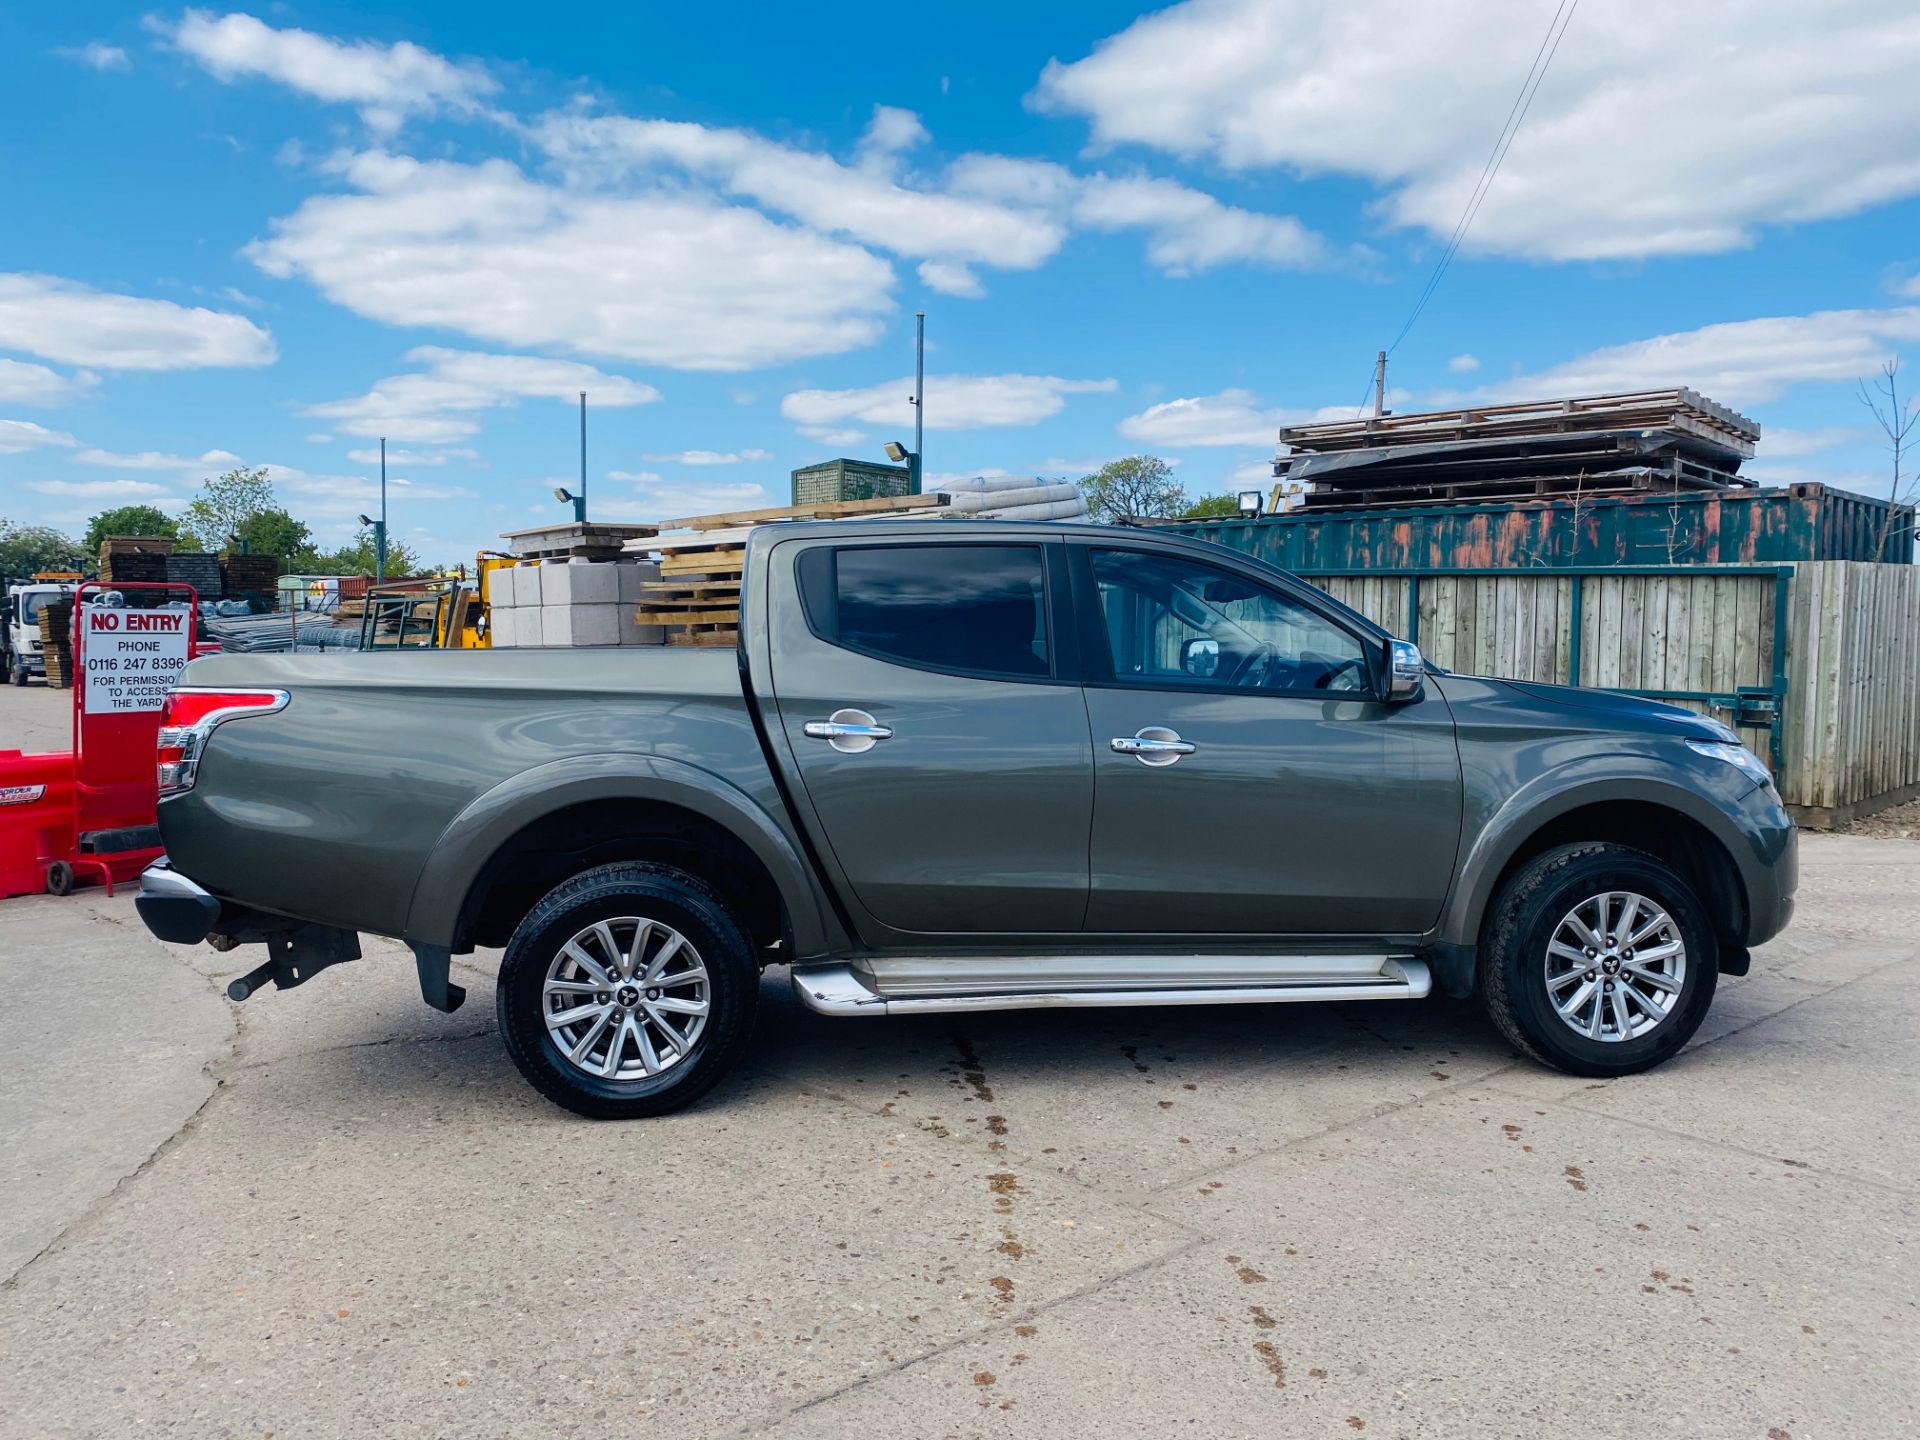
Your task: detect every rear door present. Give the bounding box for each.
[1071,539,1461,936]
[766,536,1093,939]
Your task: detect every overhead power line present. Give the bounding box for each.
[1352,0,1582,415]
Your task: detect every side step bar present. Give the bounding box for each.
[791,956,1431,1017]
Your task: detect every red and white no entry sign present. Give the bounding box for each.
[79,605,191,715]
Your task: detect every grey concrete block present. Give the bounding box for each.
[542,603,619,647]
[617,560,659,602]
[488,602,516,647]
[540,560,619,606]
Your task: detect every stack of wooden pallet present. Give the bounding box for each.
[37,599,75,688]
[99,535,175,591]
[1274,390,1762,513]
[628,492,951,646]
[219,553,281,609]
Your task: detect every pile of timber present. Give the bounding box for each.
[1276,389,1762,512]
[99,535,175,591]
[37,599,75,688]
[627,492,951,645]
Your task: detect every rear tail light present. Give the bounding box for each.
[157,688,288,796]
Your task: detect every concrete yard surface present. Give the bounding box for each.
[0,834,1914,1438]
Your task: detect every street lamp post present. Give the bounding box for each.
[377,437,388,584]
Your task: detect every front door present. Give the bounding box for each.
[1073,541,1462,936]
[767,537,1093,939]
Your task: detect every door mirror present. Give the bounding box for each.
[1181,637,1221,678]
[1384,638,1425,702]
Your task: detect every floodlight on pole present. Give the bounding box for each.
[1237,489,1265,519]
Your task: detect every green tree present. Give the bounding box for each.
[82,505,183,555]
[1180,493,1242,520]
[0,517,89,577]
[234,508,313,561]
[1079,455,1186,523]
[181,466,275,551]
[292,526,423,578]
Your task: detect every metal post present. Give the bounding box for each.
[911,311,925,494]
[577,392,588,523]
[377,438,388,585]
[1373,351,1386,418]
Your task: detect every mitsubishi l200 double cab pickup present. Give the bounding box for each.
[136,520,1797,1117]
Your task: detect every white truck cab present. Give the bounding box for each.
[4,576,80,686]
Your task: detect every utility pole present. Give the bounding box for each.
[910,311,925,494]
[376,437,388,584]
[576,392,588,524]
[1373,350,1387,418]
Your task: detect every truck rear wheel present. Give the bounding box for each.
[496,862,759,1119]
[1481,842,1717,1078]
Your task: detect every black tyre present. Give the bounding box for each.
[496,862,758,1119]
[45,860,75,896]
[1482,842,1717,1077]
[9,661,26,687]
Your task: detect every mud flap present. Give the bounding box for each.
[409,943,467,1014]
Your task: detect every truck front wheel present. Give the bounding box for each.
[496,862,759,1119]
[1481,842,1718,1077]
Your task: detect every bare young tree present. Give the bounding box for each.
[1858,357,1920,561]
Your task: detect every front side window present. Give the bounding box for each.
[802,543,1051,680]
[1089,548,1370,693]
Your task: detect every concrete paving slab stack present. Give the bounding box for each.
[489,558,663,649]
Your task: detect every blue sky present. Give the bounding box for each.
[2,1,1918,563]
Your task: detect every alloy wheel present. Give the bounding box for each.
[1543,890,1687,1043]
[542,916,710,1081]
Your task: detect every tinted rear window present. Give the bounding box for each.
[801,544,1050,680]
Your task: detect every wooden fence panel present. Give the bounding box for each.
[1295,562,1920,818]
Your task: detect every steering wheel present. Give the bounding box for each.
[1228,641,1276,687]
[1313,656,1368,691]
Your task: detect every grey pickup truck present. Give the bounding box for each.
[137,520,1797,1118]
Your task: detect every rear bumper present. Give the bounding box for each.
[135,859,220,945]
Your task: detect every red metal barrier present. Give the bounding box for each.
[0,580,202,898]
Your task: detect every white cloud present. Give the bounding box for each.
[1118,389,1395,447]
[783,373,1117,431]
[1476,306,1920,407]
[157,9,496,132]
[1447,353,1480,375]
[796,425,867,448]
[603,479,775,522]
[641,449,773,466]
[0,273,275,370]
[59,42,129,71]
[1071,173,1323,273]
[71,446,243,472]
[534,109,1066,273]
[1759,427,1864,459]
[1119,389,1286,447]
[305,345,662,442]
[0,419,79,454]
[948,155,1324,274]
[1892,269,1920,300]
[917,261,984,298]
[607,470,663,484]
[31,478,178,499]
[249,151,894,371]
[344,445,480,466]
[1034,0,1920,261]
[0,359,95,406]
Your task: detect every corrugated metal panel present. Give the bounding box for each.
[1171,483,1913,571]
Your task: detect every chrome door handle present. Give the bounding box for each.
[1110,726,1196,767]
[804,707,894,753]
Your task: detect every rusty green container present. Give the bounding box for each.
[1172,483,1912,571]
